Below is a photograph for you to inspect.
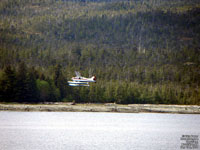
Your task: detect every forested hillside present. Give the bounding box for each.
[0,0,200,104]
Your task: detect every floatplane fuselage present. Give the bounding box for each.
[68,72,96,87]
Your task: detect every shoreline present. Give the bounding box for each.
[0,103,200,114]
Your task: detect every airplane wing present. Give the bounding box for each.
[75,71,81,77]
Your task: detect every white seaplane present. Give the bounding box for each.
[68,71,96,87]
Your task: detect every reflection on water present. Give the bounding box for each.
[0,112,199,150]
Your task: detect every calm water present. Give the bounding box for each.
[0,112,199,150]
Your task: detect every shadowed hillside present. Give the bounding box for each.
[0,0,200,104]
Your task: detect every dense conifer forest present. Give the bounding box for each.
[0,0,200,104]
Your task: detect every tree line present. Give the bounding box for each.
[0,62,199,105]
[0,63,69,103]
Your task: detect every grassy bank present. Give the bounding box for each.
[0,103,200,114]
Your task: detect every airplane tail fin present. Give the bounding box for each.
[92,76,96,81]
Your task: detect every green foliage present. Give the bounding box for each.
[0,65,16,102]
[15,62,30,102]
[53,64,69,99]
[36,79,51,102]
[0,0,199,104]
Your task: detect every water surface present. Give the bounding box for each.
[0,112,199,150]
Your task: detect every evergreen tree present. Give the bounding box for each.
[15,62,29,102]
[54,64,69,100]
[26,67,39,103]
[0,65,17,102]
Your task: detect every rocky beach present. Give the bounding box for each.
[0,103,199,114]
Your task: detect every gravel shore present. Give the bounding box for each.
[0,103,200,114]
